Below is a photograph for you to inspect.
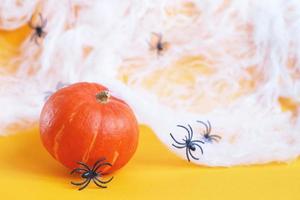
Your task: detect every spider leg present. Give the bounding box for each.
[71,178,88,186]
[193,140,205,144]
[77,162,91,171]
[188,124,193,139]
[182,136,187,143]
[44,91,52,101]
[202,135,221,143]
[95,176,113,184]
[210,134,222,140]
[209,138,218,143]
[156,49,161,57]
[188,148,199,160]
[44,95,49,101]
[170,133,185,145]
[177,125,191,140]
[101,172,109,176]
[185,148,190,162]
[78,178,91,190]
[172,144,185,149]
[94,162,112,173]
[162,42,169,50]
[197,120,209,135]
[203,137,212,143]
[28,14,35,29]
[56,81,66,90]
[70,168,88,174]
[28,21,34,29]
[38,13,44,27]
[193,143,204,154]
[42,18,47,28]
[91,157,106,171]
[41,31,47,38]
[30,33,37,41]
[56,82,63,89]
[158,35,163,46]
[34,36,39,45]
[207,120,212,134]
[93,179,107,188]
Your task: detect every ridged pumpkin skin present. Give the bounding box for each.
[39,82,139,173]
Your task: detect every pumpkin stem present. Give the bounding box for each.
[96,91,110,104]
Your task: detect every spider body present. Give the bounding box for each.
[149,32,169,56]
[70,158,113,190]
[197,120,221,143]
[156,40,164,52]
[81,171,98,179]
[35,26,44,37]
[28,13,47,45]
[44,82,69,101]
[186,140,196,151]
[170,124,204,162]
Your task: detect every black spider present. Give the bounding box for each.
[70,158,113,190]
[44,82,69,101]
[170,124,204,162]
[149,32,169,56]
[28,13,47,45]
[197,120,221,143]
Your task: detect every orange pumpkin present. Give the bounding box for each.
[39,82,139,173]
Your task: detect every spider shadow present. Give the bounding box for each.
[0,127,69,181]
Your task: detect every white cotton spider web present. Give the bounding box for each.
[0,0,299,166]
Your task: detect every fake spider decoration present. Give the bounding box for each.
[170,124,204,162]
[44,82,69,101]
[28,13,47,45]
[149,32,169,56]
[70,158,113,190]
[197,120,222,143]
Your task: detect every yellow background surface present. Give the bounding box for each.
[0,126,299,200]
[0,26,299,200]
